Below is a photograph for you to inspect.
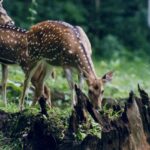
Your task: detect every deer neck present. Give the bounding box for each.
[73,27,97,86]
[78,60,97,86]
[75,43,97,86]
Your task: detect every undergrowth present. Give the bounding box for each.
[0,57,149,148]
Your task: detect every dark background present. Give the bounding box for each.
[3,0,150,59]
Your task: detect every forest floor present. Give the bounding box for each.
[0,57,149,149]
[1,57,149,102]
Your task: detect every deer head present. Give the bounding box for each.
[0,0,14,25]
[87,71,113,109]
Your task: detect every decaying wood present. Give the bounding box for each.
[64,85,150,150]
[0,85,150,150]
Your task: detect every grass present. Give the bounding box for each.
[0,56,149,103]
[0,56,149,148]
[0,56,148,120]
[0,131,23,150]
[94,57,150,98]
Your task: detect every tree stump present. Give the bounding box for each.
[0,85,150,150]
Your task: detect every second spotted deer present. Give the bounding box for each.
[0,0,14,105]
[20,20,113,110]
[0,1,51,107]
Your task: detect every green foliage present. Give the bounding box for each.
[97,0,149,57]
[102,103,123,120]
[75,120,101,141]
[0,102,19,113]
[0,131,23,150]
[27,0,38,25]
[97,34,126,58]
[2,0,149,58]
[6,82,22,103]
[0,108,70,149]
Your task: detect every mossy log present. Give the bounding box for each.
[0,85,150,150]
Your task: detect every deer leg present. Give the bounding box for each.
[31,77,39,107]
[19,61,39,111]
[32,84,51,108]
[44,85,51,108]
[42,65,52,108]
[31,63,51,108]
[1,64,8,106]
[64,68,76,106]
[32,81,44,106]
[19,72,31,111]
[31,78,45,107]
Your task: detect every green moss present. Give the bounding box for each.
[0,131,23,150]
[0,107,70,148]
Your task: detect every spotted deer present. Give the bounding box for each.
[20,20,113,110]
[0,0,14,25]
[0,0,51,107]
[0,0,14,104]
[64,25,92,103]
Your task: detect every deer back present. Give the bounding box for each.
[27,20,96,77]
[75,26,92,55]
[0,25,27,65]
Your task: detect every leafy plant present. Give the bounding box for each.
[27,0,38,25]
[75,118,102,141]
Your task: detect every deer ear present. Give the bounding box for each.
[102,71,113,84]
